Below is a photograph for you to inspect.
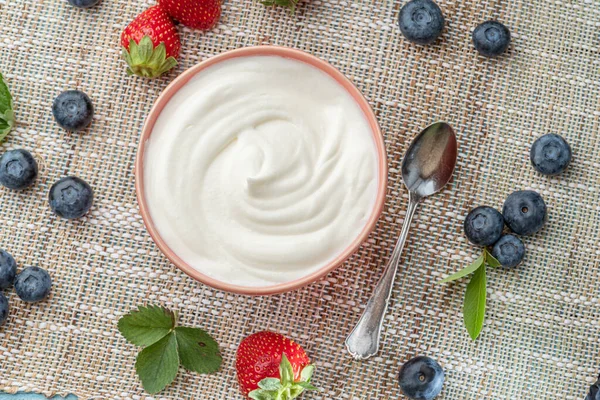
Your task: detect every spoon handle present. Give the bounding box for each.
[345,194,420,360]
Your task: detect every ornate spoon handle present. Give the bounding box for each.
[345,194,420,360]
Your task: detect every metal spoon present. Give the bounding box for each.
[345,122,458,360]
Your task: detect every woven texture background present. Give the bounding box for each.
[1,0,599,398]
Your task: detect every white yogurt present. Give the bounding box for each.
[144,55,378,286]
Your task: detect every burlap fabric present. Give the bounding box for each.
[0,0,599,398]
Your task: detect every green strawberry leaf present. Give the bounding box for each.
[120,305,223,394]
[279,354,294,385]
[0,73,14,142]
[258,378,282,391]
[300,364,314,382]
[174,326,222,374]
[437,254,485,284]
[248,389,275,400]
[295,381,319,390]
[485,248,501,268]
[0,73,12,113]
[118,305,175,347]
[463,264,487,340]
[260,0,298,12]
[135,332,179,394]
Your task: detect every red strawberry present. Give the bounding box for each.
[235,331,318,399]
[120,5,181,78]
[158,0,221,31]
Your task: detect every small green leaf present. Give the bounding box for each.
[438,254,484,284]
[485,248,501,268]
[0,73,14,141]
[121,46,133,66]
[137,36,154,62]
[248,389,275,400]
[260,0,297,11]
[174,326,222,374]
[135,332,179,394]
[279,354,294,385]
[118,305,175,347]
[156,57,178,76]
[300,364,314,382]
[258,378,282,391]
[0,73,12,114]
[463,264,487,340]
[147,42,167,67]
[295,381,318,390]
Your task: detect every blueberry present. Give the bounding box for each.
[585,374,600,400]
[491,234,524,268]
[49,176,94,219]
[463,206,504,246]
[67,0,101,8]
[502,190,546,236]
[0,292,8,326]
[398,356,444,400]
[0,250,17,290]
[530,134,572,176]
[52,90,94,132]
[0,149,38,190]
[398,0,445,45]
[14,267,52,303]
[472,20,511,57]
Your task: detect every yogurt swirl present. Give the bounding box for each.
[144,55,378,286]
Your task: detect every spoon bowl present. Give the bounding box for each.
[401,122,457,198]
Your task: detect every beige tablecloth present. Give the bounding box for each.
[0,0,599,398]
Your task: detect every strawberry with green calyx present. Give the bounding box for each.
[236,331,318,399]
[121,5,181,78]
[260,0,299,12]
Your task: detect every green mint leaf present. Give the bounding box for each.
[174,326,222,374]
[279,354,294,385]
[300,364,314,382]
[484,248,501,268]
[295,381,319,390]
[0,73,14,142]
[438,254,484,284]
[463,264,487,340]
[118,305,175,347]
[258,378,282,391]
[135,332,179,394]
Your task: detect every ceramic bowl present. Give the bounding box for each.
[135,46,388,295]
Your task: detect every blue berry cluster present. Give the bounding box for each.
[0,249,52,326]
[398,0,511,57]
[1,91,95,220]
[464,190,546,268]
[0,90,97,326]
[463,133,572,268]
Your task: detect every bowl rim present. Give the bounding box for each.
[135,45,388,296]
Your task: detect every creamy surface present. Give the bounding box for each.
[144,56,378,286]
